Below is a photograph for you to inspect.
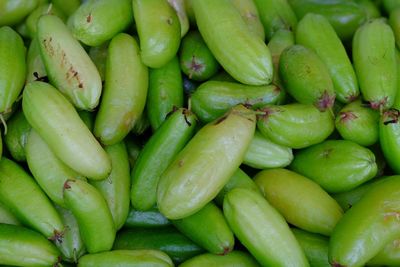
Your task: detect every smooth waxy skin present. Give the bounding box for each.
[379,109,400,174]
[243,131,293,169]
[55,205,86,263]
[157,105,256,219]
[94,34,148,145]
[172,202,234,255]
[63,179,116,254]
[0,157,64,240]
[26,129,86,207]
[90,142,130,230]
[335,99,379,146]
[353,18,397,110]
[384,0,400,13]
[37,15,102,110]
[78,250,174,267]
[180,31,220,81]
[257,103,335,149]
[191,0,273,85]
[179,251,261,267]
[252,0,297,40]
[390,8,400,49]
[214,168,261,206]
[132,0,181,68]
[26,37,47,83]
[254,168,343,236]
[22,81,111,180]
[230,0,265,40]
[223,188,309,267]
[0,0,38,26]
[26,3,66,39]
[296,13,359,103]
[191,81,284,123]
[0,26,26,114]
[292,228,330,267]
[168,0,189,37]
[0,224,61,267]
[124,208,171,228]
[4,110,31,162]
[113,227,204,264]
[288,0,366,41]
[0,202,20,225]
[147,56,184,130]
[367,238,400,266]
[329,175,400,267]
[52,0,80,17]
[68,0,133,46]
[290,140,378,193]
[131,108,197,211]
[280,45,336,111]
[89,42,108,81]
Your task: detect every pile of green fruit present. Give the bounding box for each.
[1,0,400,266]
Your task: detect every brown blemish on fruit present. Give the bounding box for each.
[178,160,184,167]
[331,262,346,267]
[317,90,335,112]
[321,148,333,158]
[166,17,173,25]
[86,13,92,23]
[338,111,358,123]
[383,108,400,125]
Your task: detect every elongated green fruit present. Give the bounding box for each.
[157,105,256,219]
[68,0,133,46]
[292,228,330,267]
[224,188,309,267]
[252,0,297,40]
[54,204,86,263]
[280,45,336,111]
[290,140,377,193]
[132,0,181,68]
[368,238,400,266]
[63,179,115,254]
[26,37,47,83]
[78,110,95,132]
[113,227,204,264]
[390,8,400,50]
[94,33,148,145]
[384,0,400,13]
[257,103,335,149]
[90,142,130,230]
[0,224,61,267]
[296,13,359,103]
[124,207,171,228]
[26,3,66,39]
[243,130,293,169]
[0,26,26,114]
[172,202,234,255]
[191,81,284,123]
[4,110,31,162]
[78,249,173,267]
[353,18,397,110]
[89,42,108,82]
[131,108,197,211]
[0,157,64,240]
[230,0,265,40]
[168,0,189,37]
[26,129,86,207]
[288,0,366,41]
[147,56,184,130]
[191,0,273,85]
[37,15,102,110]
[356,0,381,20]
[267,29,295,89]
[179,31,220,81]
[22,81,111,180]
[335,99,380,146]
[0,202,20,225]
[254,168,343,236]
[214,168,261,206]
[179,251,261,267]
[329,175,400,267]
[0,0,38,26]
[379,109,400,174]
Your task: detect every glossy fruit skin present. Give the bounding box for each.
[132,0,181,68]
[257,103,335,149]
[0,0,38,26]
[22,81,111,180]
[26,3,66,39]
[230,0,265,40]
[0,201,20,225]
[296,13,359,103]
[223,188,309,267]
[254,168,343,236]
[131,108,197,211]
[37,15,102,110]
[279,45,336,111]
[191,0,273,85]
[329,175,400,267]
[367,237,400,266]
[157,105,256,220]
[0,26,26,114]
[123,207,171,228]
[4,110,31,162]
[290,140,378,193]
[379,109,400,174]
[179,251,261,267]
[389,7,400,49]
[168,0,189,37]
[26,37,47,83]
[352,18,397,110]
